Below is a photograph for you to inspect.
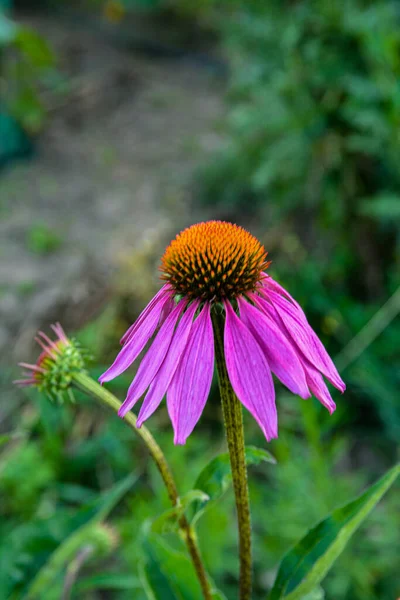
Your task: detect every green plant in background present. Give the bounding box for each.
[26,223,63,255]
[199,0,400,443]
[0,4,55,166]
[0,441,55,518]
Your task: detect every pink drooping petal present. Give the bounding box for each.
[120,284,172,346]
[158,295,176,328]
[167,303,214,445]
[99,292,172,384]
[302,360,336,414]
[239,296,310,399]
[118,300,186,417]
[223,300,278,441]
[136,300,200,427]
[260,274,305,315]
[257,292,345,393]
[260,276,345,394]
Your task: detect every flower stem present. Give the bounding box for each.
[72,372,213,600]
[212,312,252,600]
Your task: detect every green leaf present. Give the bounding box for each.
[90,472,138,524]
[191,445,275,523]
[140,533,205,600]
[9,86,45,134]
[358,194,400,220]
[14,27,54,68]
[268,464,400,600]
[151,490,210,534]
[140,532,225,600]
[76,573,141,593]
[300,587,325,600]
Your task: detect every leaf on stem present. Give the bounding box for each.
[150,490,210,534]
[190,445,276,523]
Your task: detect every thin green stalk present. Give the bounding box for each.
[212,312,252,600]
[73,372,213,600]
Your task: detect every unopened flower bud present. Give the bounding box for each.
[15,323,87,402]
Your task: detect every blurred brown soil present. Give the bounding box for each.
[0,12,224,360]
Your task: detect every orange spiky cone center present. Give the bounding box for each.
[161,221,270,301]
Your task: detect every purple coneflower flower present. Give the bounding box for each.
[15,323,85,401]
[100,221,345,444]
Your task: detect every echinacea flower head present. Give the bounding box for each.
[100,221,345,444]
[15,323,86,402]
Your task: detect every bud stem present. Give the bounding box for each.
[72,372,213,600]
[212,311,252,600]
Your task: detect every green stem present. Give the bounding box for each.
[212,312,252,600]
[73,372,213,600]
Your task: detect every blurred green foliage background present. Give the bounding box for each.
[1,1,399,599]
